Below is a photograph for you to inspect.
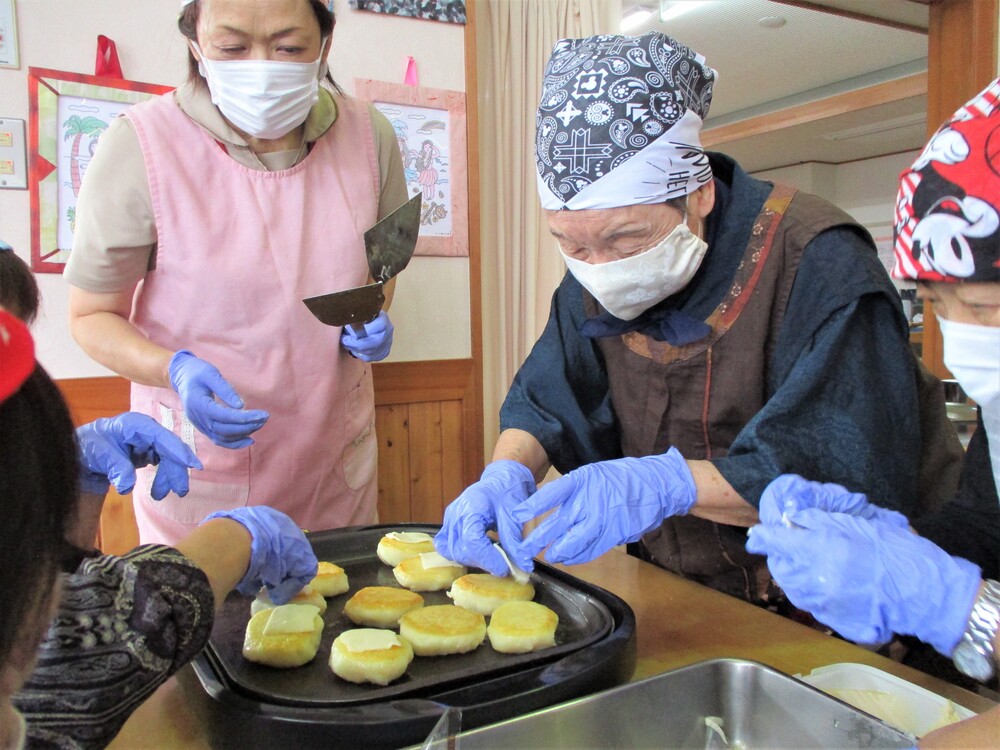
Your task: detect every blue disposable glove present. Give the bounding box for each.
[758,474,910,529]
[168,350,269,448]
[746,509,982,655]
[340,310,394,362]
[203,506,318,605]
[512,447,697,567]
[433,460,537,577]
[77,412,204,500]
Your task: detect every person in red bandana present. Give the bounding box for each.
[747,78,1000,749]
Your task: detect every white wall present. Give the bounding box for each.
[752,150,919,286]
[0,0,468,378]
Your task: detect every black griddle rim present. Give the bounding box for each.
[189,546,637,736]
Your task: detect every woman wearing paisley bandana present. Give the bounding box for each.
[435,31,961,608]
[746,78,1000,749]
[64,0,408,546]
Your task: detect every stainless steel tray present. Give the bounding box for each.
[204,524,615,707]
[446,658,916,749]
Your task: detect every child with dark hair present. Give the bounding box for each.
[0,241,39,324]
[0,248,318,749]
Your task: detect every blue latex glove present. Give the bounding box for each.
[340,310,394,362]
[77,412,204,500]
[758,474,910,529]
[203,506,318,605]
[433,460,537,577]
[512,447,697,567]
[168,350,269,448]
[746,509,982,655]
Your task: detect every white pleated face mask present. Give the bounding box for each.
[938,315,1000,499]
[193,42,324,140]
[561,221,709,321]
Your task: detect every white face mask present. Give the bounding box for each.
[194,42,324,140]
[938,315,1000,499]
[561,221,709,321]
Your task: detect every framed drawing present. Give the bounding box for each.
[27,67,172,273]
[355,78,468,257]
[0,0,18,69]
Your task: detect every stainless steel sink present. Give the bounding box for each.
[441,658,914,749]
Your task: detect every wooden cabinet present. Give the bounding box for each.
[57,359,482,555]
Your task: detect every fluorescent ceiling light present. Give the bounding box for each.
[660,0,711,23]
[622,7,654,32]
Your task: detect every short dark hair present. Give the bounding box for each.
[0,365,80,671]
[178,0,342,95]
[0,247,40,324]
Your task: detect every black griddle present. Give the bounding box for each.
[189,523,637,749]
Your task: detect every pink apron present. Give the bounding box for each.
[124,93,380,544]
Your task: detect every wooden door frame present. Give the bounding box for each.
[922,0,998,377]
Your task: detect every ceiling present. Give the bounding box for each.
[621,0,930,172]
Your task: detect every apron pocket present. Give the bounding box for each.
[142,400,251,524]
[342,367,377,491]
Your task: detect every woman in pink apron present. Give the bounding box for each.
[65,0,407,544]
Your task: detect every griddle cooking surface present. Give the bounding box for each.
[205,525,614,708]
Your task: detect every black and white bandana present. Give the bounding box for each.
[535,32,717,210]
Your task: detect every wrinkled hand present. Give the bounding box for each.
[513,447,697,566]
[758,474,910,529]
[434,460,536,576]
[168,350,269,448]
[77,412,203,500]
[203,506,318,604]
[340,311,394,362]
[746,509,981,655]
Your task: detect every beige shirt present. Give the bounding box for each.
[64,81,407,293]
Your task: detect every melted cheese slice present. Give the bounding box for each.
[339,629,402,652]
[419,551,463,569]
[262,604,321,636]
[386,531,434,544]
[493,543,530,584]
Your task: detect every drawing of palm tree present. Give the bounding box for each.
[63,115,107,198]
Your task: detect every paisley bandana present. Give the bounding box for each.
[0,309,35,403]
[893,76,1000,282]
[535,32,717,210]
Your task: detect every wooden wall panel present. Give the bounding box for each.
[440,399,466,508]
[58,358,482,548]
[375,404,411,523]
[407,401,445,523]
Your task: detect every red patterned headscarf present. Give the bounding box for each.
[0,309,35,403]
[893,77,1000,282]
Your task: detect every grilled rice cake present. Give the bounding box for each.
[376,531,437,567]
[487,601,559,654]
[251,583,328,616]
[448,573,535,616]
[310,561,350,597]
[398,604,486,656]
[343,586,425,628]
[329,628,414,686]
[243,604,324,668]
[393,552,467,592]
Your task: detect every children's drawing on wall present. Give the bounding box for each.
[379,102,453,238]
[55,96,121,249]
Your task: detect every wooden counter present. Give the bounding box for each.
[107,549,996,749]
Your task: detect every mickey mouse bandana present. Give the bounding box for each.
[893,76,1000,282]
[536,32,717,210]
